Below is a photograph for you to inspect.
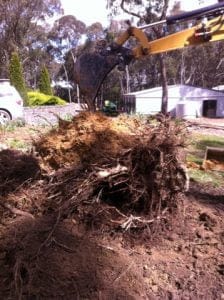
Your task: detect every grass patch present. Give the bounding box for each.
[7,139,30,150]
[191,133,224,151]
[187,133,224,161]
[0,119,25,133]
[189,169,224,187]
[186,153,203,165]
[187,132,224,187]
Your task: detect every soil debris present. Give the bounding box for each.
[0,149,40,196]
[0,112,223,299]
[34,112,189,234]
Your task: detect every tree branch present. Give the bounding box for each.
[120,0,143,21]
[160,0,170,21]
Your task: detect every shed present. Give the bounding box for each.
[123,84,224,118]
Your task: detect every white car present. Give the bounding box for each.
[0,79,24,125]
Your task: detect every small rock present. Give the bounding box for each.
[174,244,182,252]
[175,280,182,290]
[218,264,224,275]
[143,269,151,278]
[0,143,7,150]
[196,228,213,240]
[151,285,158,293]
[167,233,179,241]
[192,247,203,259]
[220,232,224,244]
[146,249,152,255]
[199,212,217,230]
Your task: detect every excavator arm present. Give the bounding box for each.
[132,15,224,57]
[73,2,224,108]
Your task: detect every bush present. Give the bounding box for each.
[28,91,67,106]
[38,66,53,95]
[9,52,28,106]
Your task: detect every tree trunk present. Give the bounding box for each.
[159,54,168,114]
[125,65,130,93]
[86,99,96,112]
[63,64,72,103]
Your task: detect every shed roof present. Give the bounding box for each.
[125,84,224,97]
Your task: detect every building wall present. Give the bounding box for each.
[216,98,224,117]
[136,97,161,115]
[129,85,224,117]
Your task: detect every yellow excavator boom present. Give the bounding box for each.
[130,16,224,57]
[73,2,224,107]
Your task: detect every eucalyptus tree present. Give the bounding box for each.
[107,0,170,113]
[86,22,105,42]
[48,15,86,62]
[47,15,88,102]
[0,0,63,78]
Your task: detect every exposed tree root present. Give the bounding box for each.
[37,113,189,235]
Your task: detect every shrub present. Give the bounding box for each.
[28,91,67,106]
[38,66,52,95]
[9,52,28,106]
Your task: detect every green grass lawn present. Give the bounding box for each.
[187,133,224,187]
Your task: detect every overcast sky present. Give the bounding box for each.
[60,0,218,26]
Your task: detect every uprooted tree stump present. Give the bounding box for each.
[35,112,189,233]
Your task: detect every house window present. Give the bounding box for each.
[202,100,217,118]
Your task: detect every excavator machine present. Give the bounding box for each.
[73,2,224,107]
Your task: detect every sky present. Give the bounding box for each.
[60,0,109,26]
[60,0,218,27]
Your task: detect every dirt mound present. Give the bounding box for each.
[0,149,40,196]
[35,112,143,170]
[0,216,152,299]
[0,182,223,299]
[3,113,217,299]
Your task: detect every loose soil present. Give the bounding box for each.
[0,113,223,299]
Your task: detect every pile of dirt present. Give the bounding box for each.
[3,112,222,299]
[0,149,40,196]
[0,216,152,299]
[34,112,188,232]
[34,112,143,170]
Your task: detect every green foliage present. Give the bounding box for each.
[0,119,25,134]
[28,91,66,106]
[0,0,63,77]
[38,66,53,95]
[9,52,28,106]
[7,138,28,150]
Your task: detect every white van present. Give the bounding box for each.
[0,79,24,125]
